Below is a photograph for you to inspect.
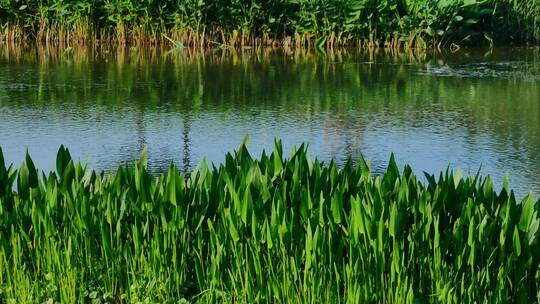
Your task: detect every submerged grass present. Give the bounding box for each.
[0,141,540,303]
[0,0,539,48]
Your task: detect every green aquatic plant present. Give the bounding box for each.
[0,0,538,47]
[0,142,539,302]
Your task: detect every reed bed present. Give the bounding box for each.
[0,0,538,48]
[0,141,539,303]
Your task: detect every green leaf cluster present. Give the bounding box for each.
[0,142,539,302]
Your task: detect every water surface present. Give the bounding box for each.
[0,46,539,197]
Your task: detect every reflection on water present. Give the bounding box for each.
[0,45,539,197]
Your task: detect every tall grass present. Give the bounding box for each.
[0,141,539,302]
[0,0,538,47]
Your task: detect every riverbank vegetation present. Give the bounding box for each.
[0,142,539,302]
[0,0,538,48]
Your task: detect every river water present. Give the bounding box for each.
[0,46,538,197]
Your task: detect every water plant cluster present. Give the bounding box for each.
[0,0,538,47]
[0,142,539,303]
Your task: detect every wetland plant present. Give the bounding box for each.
[0,0,538,47]
[0,142,539,302]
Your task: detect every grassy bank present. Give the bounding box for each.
[0,142,539,302]
[0,0,539,48]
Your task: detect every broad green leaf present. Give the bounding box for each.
[331,193,342,224]
[25,151,38,188]
[513,226,521,256]
[518,194,534,232]
[17,162,30,200]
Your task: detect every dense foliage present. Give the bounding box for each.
[0,142,539,302]
[0,0,538,47]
